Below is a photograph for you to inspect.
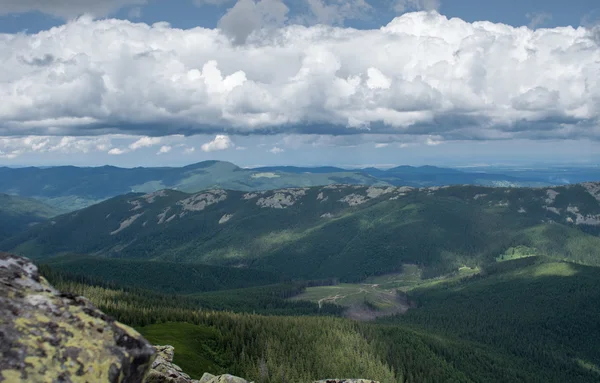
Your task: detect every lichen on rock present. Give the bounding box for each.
[145,345,196,383]
[146,349,253,383]
[0,252,156,382]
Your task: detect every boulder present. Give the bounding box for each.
[199,373,216,383]
[203,374,250,383]
[0,252,378,383]
[144,349,254,383]
[314,381,380,383]
[0,252,156,382]
[145,345,196,383]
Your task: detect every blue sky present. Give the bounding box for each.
[0,0,599,168]
[1,0,598,33]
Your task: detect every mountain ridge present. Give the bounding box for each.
[2,160,584,212]
[4,182,600,282]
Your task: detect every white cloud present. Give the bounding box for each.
[157,145,172,154]
[426,136,442,146]
[0,135,114,158]
[129,136,162,150]
[399,142,418,148]
[0,134,190,159]
[183,146,196,154]
[375,143,389,148]
[393,0,440,13]
[526,12,552,29]
[108,147,126,155]
[201,135,234,152]
[1,12,599,144]
[269,146,284,154]
[366,67,391,90]
[0,0,147,19]
[218,0,289,44]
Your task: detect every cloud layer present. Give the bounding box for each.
[1,11,600,143]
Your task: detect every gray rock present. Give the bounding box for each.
[314,380,380,383]
[0,252,156,382]
[204,374,250,383]
[146,345,195,383]
[199,373,216,383]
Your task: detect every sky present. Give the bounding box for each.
[0,0,599,168]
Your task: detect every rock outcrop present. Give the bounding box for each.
[146,345,198,383]
[146,347,252,383]
[0,252,379,383]
[0,252,156,382]
[199,373,251,383]
[314,381,380,383]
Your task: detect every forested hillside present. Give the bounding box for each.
[40,255,285,294]
[0,194,61,241]
[41,257,600,383]
[5,182,600,283]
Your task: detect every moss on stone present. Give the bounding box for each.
[0,253,156,382]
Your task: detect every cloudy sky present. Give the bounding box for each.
[0,0,599,168]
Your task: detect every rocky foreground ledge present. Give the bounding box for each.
[0,253,379,383]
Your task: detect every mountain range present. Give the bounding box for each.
[3,166,600,382]
[4,182,600,283]
[3,160,594,212]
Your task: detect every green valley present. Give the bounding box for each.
[39,256,600,383]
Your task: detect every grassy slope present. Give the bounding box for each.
[139,323,229,378]
[291,265,480,319]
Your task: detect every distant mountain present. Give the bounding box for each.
[466,165,600,185]
[0,161,382,211]
[4,182,600,282]
[0,194,62,240]
[1,161,578,212]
